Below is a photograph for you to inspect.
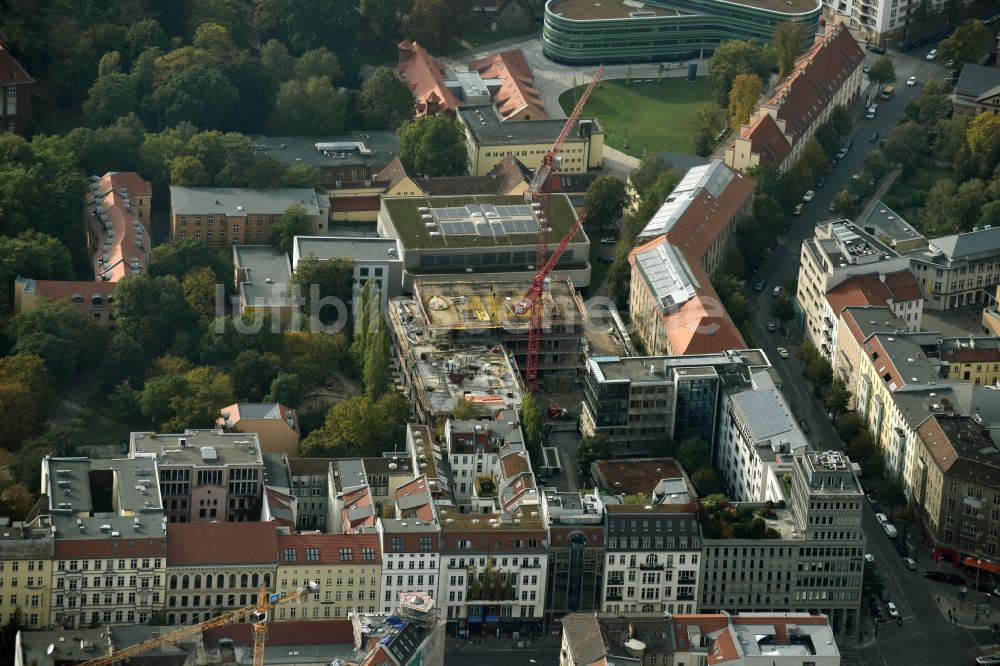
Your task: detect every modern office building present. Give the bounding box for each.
[292,236,404,311]
[543,491,605,617]
[542,0,821,65]
[699,451,865,637]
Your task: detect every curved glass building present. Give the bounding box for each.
[543,0,822,64]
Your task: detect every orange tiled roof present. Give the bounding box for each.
[86,172,152,282]
[166,521,278,565]
[469,49,547,121]
[740,113,792,167]
[396,40,461,117]
[24,279,115,303]
[277,532,381,565]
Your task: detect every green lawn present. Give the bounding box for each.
[558,78,714,158]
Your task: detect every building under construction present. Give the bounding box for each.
[388,277,588,414]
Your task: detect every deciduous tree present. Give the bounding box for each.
[84,73,136,126]
[271,76,349,136]
[361,0,402,49]
[583,175,629,229]
[170,155,210,186]
[231,350,283,402]
[266,372,306,407]
[677,436,712,474]
[728,73,764,131]
[826,378,851,416]
[966,113,1000,178]
[363,315,391,399]
[576,434,611,480]
[867,56,896,93]
[520,393,544,472]
[692,102,726,157]
[404,0,475,51]
[152,65,238,130]
[292,256,355,325]
[113,275,199,355]
[397,115,468,177]
[707,39,776,105]
[939,20,993,66]
[360,67,415,130]
[630,153,672,199]
[300,392,410,458]
[773,21,809,78]
[272,204,314,255]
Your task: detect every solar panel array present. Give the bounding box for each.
[430,203,539,237]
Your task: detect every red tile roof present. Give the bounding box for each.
[0,45,33,85]
[396,40,460,117]
[663,167,755,264]
[740,113,792,167]
[395,476,435,522]
[330,196,382,212]
[202,620,354,647]
[166,521,278,565]
[87,172,152,282]
[469,49,547,121]
[340,485,376,533]
[276,533,381,565]
[826,271,921,314]
[22,279,115,304]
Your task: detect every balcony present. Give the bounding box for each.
[639,563,663,570]
[607,578,624,587]
[605,594,623,601]
[677,593,695,601]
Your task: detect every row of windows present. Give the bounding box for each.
[57,559,161,572]
[169,573,270,590]
[179,215,278,226]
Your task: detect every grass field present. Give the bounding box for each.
[558,77,714,158]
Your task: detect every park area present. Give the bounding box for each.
[558,77,714,157]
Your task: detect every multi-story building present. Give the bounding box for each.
[907,225,1000,311]
[437,507,548,633]
[376,518,440,615]
[168,186,330,250]
[328,459,377,534]
[953,63,1000,118]
[0,44,33,134]
[292,237,404,310]
[797,220,917,362]
[579,350,771,455]
[826,0,977,45]
[560,612,840,666]
[13,279,117,331]
[130,429,265,524]
[542,0,820,65]
[445,418,524,501]
[231,245,297,325]
[590,459,702,615]
[218,403,300,457]
[376,194,591,291]
[86,172,153,282]
[0,520,52,629]
[629,234,747,357]
[37,456,166,629]
[858,201,927,254]
[543,491,605,617]
[937,337,1000,386]
[251,133,399,185]
[724,23,864,173]
[164,521,278,626]
[912,414,1000,570]
[275,533,382,620]
[457,106,603,176]
[717,369,811,502]
[699,451,865,637]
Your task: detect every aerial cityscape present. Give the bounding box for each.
[0,1,999,665]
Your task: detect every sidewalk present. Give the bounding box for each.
[931,589,998,631]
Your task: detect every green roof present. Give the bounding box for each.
[382,194,585,250]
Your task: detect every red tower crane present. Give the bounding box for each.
[517,65,604,392]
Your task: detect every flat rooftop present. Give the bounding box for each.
[251,133,399,168]
[591,457,686,497]
[294,236,401,264]
[169,186,323,217]
[860,201,926,247]
[458,105,601,146]
[131,430,264,467]
[381,193,584,250]
[798,451,862,495]
[547,0,819,19]
[412,276,587,330]
[438,506,545,531]
[587,350,769,383]
[813,220,899,271]
[234,245,294,307]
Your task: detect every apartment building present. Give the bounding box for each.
[0,44,33,134]
[599,467,703,616]
[797,220,916,362]
[912,414,1000,570]
[579,350,771,455]
[86,172,152,282]
[445,418,526,501]
[275,533,382,619]
[628,235,746,357]
[635,160,755,277]
[859,201,927,254]
[13,279,116,331]
[826,0,977,45]
[0,521,52,629]
[231,246,297,326]
[908,225,1000,311]
[724,23,864,173]
[165,521,278,626]
[560,612,840,666]
[130,429,265,523]
[376,519,440,615]
[436,507,548,632]
[37,457,166,629]
[218,403,300,457]
[699,451,865,637]
[717,370,811,502]
[328,459,377,534]
[168,186,330,250]
[938,337,1000,386]
[288,458,333,532]
[543,491,605,617]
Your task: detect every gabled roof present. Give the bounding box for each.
[739,113,792,167]
[219,403,298,431]
[469,49,547,121]
[955,63,1000,99]
[15,278,115,304]
[166,521,278,565]
[87,172,153,282]
[0,44,32,85]
[825,271,921,314]
[277,532,381,565]
[928,226,1000,262]
[396,40,461,116]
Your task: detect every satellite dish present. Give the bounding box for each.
[47,645,55,655]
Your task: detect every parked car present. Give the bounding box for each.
[884,523,898,538]
[863,64,872,74]
[880,590,891,603]
[600,236,617,245]
[903,557,916,570]
[875,512,889,525]
[944,58,955,68]
[886,601,899,618]
[894,540,907,556]
[793,203,804,216]
[926,48,938,60]
[767,320,777,332]
[776,347,789,359]
[865,553,875,562]
[816,177,826,188]
[798,419,810,434]
[868,44,886,54]
[599,255,614,264]
[906,75,918,86]
[870,131,880,143]
[753,280,765,291]
[771,286,782,297]
[866,493,877,505]
[924,571,947,581]
[803,190,815,202]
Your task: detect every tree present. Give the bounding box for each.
[256,0,360,57]
[770,295,795,326]
[677,436,712,475]
[361,0,402,49]
[0,383,39,451]
[904,80,952,126]
[148,238,228,284]
[826,378,851,416]
[266,372,306,407]
[912,0,936,39]
[883,121,928,172]
[707,39,776,105]
[351,280,374,369]
[452,398,481,420]
[939,20,993,66]
[272,204,314,255]
[292,256,355,326]
[296,48,343,83]
[692,468,724,497]
[363,316,391,399]
[84,73,136,126]
[100,334,147,392]
[360,67,415,130]
[231,350,283,402]
[114,275,199,355]
[576,434,611,480]
[773,21,809,78]
[152,65,238,130]
[692,102,726,157]
[605,242,632,309]
[629,153,673,200]
[397,115,468,177]
[713,274,751,329]
[728,73,764,131]
[520,393,544,472]
[798,138,827,178]
[863,150,889,181]
[404,0,475,51]
[867,56,896,93]
[283,330,351,388]
[583,175,629,229]
[966,113,1000,178]
[170,155,210,186]
[0,232,73,309]
[271,76,349,135]
[9,299,110,383]
[832,189,857,219]
[878,477,907,519]
[300,392,410,457]
[862,559,885,597]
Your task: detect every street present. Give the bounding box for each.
[748,46,999,665]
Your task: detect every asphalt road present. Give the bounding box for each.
[749,45,999,665]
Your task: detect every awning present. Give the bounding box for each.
[963,556,1000,574]
[467,614,483,623]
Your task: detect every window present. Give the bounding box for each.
[6,86,15,97]
[283,548,297,562]
[339,548,353,561]
[362,548,375,561]
[306,548,320,562]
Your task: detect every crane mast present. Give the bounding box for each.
[520,65,603,392]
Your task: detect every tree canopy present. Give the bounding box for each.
[773,21,808,78]
[398,115,468,177]
[939,20,993,66]
[707,39,776,105]
[360,67,416,130]
[583,176,629,229]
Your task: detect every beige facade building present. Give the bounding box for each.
[218,403,300,457]
[275,533,382,620]
[13,279,117,331]
[0,521,52,629]
[907,226,1000,311]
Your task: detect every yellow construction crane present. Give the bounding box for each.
[78,582,319,666]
